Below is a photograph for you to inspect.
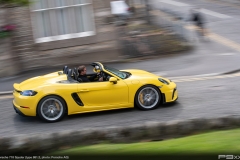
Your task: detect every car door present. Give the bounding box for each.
[76,79,129,110]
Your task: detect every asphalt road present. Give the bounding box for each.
[0,74,239,137]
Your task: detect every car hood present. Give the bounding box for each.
[121,69,160,78]
[14,71,66,91]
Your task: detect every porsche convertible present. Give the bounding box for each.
[13,62,178,122]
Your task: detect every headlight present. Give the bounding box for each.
[158,78,169,85]
[20,90,38,96]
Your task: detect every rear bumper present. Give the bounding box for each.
[13,103,27,117]
[12,94,37,116]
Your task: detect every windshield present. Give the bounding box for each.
[104,65,129,79]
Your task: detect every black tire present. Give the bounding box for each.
[37,95,67,122]
[135,85,161,110]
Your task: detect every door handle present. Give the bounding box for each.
[80,89,89,92]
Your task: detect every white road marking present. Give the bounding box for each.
[152,72,222,79]
[158,0,190,7]
[0,95,13,99]
[200,9,231,19]
[218,53,236,56]
[0,91,13,95]
[174,73,240,82]
[166,73,220,79]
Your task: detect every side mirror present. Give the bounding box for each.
[93,68,97,73]
[109,77,117,84]
[93,66,100,73]
[95,66,100,70]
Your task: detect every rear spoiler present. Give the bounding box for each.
[13,83,21,92]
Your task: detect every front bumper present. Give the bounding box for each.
[162,87,178,103]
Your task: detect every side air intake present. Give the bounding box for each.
[71,93,84,106]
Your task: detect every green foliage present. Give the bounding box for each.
[0,0,30,6]
[0,31,11,38]
[50,129,240,155]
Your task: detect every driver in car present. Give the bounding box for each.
[77,65,103,82]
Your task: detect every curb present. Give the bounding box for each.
[1,115,240,155]
[221,69,240,75]
[0,91,13,96]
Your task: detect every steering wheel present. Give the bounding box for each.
[100,71,111,81]
[97,71,104,81]
[96,71,111,81]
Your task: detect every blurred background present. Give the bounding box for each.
[1,0,240,79]
[0,0,192,78]
[1,0,240,156]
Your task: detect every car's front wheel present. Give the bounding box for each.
[37,95,66,122]
[135,85,161,110]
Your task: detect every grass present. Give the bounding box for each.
[49,128,240,156]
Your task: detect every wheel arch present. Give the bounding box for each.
[134,84,163,107]
[36,94,68,116]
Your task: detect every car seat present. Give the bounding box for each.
[63,66,68,74]
[73,67,79,80]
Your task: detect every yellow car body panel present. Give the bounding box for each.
[12,62,178,118]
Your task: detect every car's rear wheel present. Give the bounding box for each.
[135,85,161,110]
[37,95,66,122]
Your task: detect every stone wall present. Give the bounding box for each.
[92,0,112,9]
[0,1,121,77]
[0,38,18,77]
[9,6,36,73]
[0,7,40,78]
[22,41,122,71]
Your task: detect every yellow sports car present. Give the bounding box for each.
[13,62,178,122]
